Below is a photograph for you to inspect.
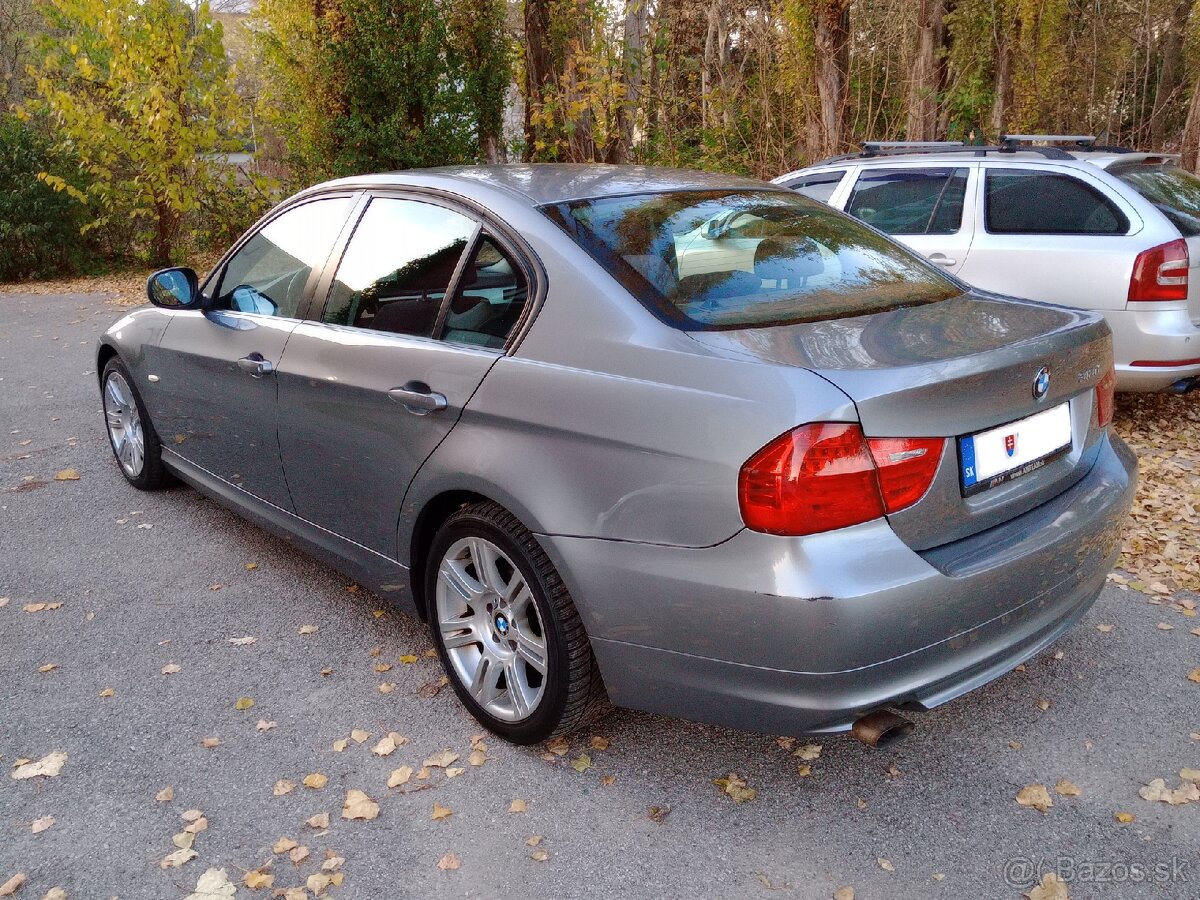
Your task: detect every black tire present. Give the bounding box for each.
[425,501,608,744]
[101,357,171,491]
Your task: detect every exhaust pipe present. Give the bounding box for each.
[1169,377,1198,395]
[850,710,914,749]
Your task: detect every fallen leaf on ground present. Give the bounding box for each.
[526,835,542,846]
[446,767,465,778]
[172,833,194,850]
[571,754,592,773]
[1139,776,1200,804]
[544,737,570,756]
[601,775,616,786]
[273,837,298,853]
[306,873,332,894]
[160,848,198,869]
[342,789,379,820]
[200,737,221,748]
[0,875,25,897]
[468,749,488,766]
[256,719,276,733]
[161,663,181,676]
[437,853,460,871]
[183,867,236,900]
[648,805,670,825]
[273,780,295,796]
[590,736,610,751]
[228,636,256,646]
[1055,780,1082,797]
[99,688,114,698]
[30,815,54,833]
[244,869,273,889]
[796,764,812,777]
[378,682,396,694]
[181,809,204,823]
[530,848,550,862]
[22,603,61,613]
[794,743,822,761]
[1025,871,1069,900]
[303,773,328,789]
[184,817,208,835]
[387,766,413,788]
[37,664,57,674]
[1188,667,1200,683]
[713,772,757,803]
[509,799,527,813]
[1114,811,1135,823]
[332,739,349,752]
[288,846,309,864]
[399,654,418,664]
[351,729,371,743]
[372,733,408,756]
[1157,622,1175,631]
[1036,698,1052,710]
[245,562,258,570]
[11,751,67,780]
[1016,784,1054,812]
[878,858,894,872]
[235,697,255,711]
[423,749,459,768]
[834,888,854,900]
[42,888,67,900]
[431,802,452,820]
[53,469,79,481]
[1096,624,1114,633]
[298,625,318,635]
[374,663,393,673]
[157,786,174,802]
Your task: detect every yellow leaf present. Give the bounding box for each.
[307,812,329,829]
[38,663,57,673]
[589,736,610,751]
[878,858,894,872]
[431,802,452,820]
[1025,871,1069,900]
[30,815,54,833]
[156,786,174,802]
[302,773,328,789]
[399,654,419,664]
[423,749,459,768]
[99,688,115,698]
[11,751,67,780]
[273,779,295,796]
[388,766,413,788]
[332,739,349,752]
[713,772,757,803]
[244,869,274,889]
[468,749,488,766]
[160,847,197,869]
[298,625,318,635]
[834,888,854,900]
[1054,779,1082,797]
[342,789,380,820]
[530,848,550,862]
[508,799,527,813]
[1188,667,1200,683]
[793,743,822,761]
[235,697,255,711]
[272,837,298,853]
[54,469,80,481]
[378,682,396,693]
[571,754,592,773]
[1114,811,1135,823]
[288,846,309,864]
[350,729,371,743]
[437,852,460,870]
[244,562,258,570]
[161,663,181,675]
[1016,784,1053,812]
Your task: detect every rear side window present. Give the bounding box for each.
[985,169,1128,235]
[1113,163,1200,237]
[443,237,528,349]
[322,197,476,337]
[786,171,846,204]
[847,167,968,235]
[543,189,960,331]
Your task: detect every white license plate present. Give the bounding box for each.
[959,403,1072,496]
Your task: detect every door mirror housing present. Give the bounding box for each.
[147,267,202,310]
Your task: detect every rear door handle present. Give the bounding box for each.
[388,382,448,415]
[237,354,274,377]
[928,253,957,267]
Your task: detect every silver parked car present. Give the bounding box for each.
[774,137,1200,392]
[98,165,1135,745]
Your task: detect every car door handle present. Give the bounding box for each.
[388,383,448,415]
[236,354,274,377]
[928,253,957,266]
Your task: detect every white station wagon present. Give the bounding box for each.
[775,136,1200,392]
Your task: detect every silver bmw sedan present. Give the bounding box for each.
[97,165,1136,745]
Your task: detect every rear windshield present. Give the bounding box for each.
[542,189,961,330]
[1113,163,1200,237]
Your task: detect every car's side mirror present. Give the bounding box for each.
[147,267,202,310]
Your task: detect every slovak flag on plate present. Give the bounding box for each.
[1005,433,1017,457]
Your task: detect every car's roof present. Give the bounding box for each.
[315,164,780,207]
[775,150,1179,181]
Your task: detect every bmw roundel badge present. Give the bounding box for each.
[1032,366,1050,401]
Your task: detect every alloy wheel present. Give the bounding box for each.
[104,371,145,478]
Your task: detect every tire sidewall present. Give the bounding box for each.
[425,512,569,744]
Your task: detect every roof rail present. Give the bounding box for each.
[803,136,1112,169]
[1000,134,1097,146]
[862,141,964,153]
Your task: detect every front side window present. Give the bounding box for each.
[985,169,1129,235]
[543,189,961,330]
[847,167,969,235]
[786,170,846,204]
[214,197,352,317]
[1112,162,1200,237]
[323,197,476,337]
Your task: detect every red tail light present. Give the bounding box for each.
[738,423,943,536]
[1095,367,1116,427]
[1128,239,1188,302]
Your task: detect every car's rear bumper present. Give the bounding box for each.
[1108,305,1200,391]
[539,433,1136,735]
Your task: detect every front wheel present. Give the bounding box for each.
[101,358,170,490]
[426,501,607,744]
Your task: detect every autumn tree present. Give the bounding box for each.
[29,0,259,264]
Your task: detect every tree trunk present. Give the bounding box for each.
[813,0,850,157]
[523,0,554,160]
[612,0,649,162]
[990,15,1017,138]
[905,0,951,141]
[1182,74,1200,172]
[1150,0,1191,148]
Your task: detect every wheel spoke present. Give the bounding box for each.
[439,619,479,650]
[439,558,484,605]
[106,409,124,429]
[470,654,503,708]
[512,625,547,674]
[128,438,143,473]
[505,658,531,718]
[118,436,133,466]
[467,538,504,592]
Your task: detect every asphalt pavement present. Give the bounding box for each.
[1,292,1198,900]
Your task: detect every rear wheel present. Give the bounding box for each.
[426,501,607,744]
[102,358,170,490]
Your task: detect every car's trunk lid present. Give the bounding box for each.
[689,292,1113,550]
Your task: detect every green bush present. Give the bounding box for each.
[0,114,96,281]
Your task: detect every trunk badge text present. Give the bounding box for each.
[1032,366,1050,400]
